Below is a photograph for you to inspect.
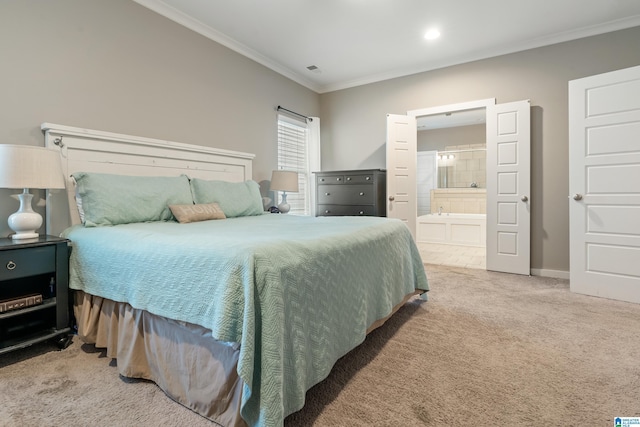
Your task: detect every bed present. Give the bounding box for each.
[42,123,429,427]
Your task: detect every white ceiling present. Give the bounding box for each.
[134,0,640,93]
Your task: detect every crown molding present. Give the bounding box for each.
[318,15,640,93]
[133,1,640,94]
[133,0,322,93]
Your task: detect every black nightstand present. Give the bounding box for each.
[0,235,72,354]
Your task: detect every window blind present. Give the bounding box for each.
[277,116,309,215]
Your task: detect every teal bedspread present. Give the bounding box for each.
[63,214,428,426]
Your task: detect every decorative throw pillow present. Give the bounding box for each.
[169,203,226,223]
[189,179,265,218]
[72,172,193,226]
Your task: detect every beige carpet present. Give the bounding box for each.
[1,264,639,426]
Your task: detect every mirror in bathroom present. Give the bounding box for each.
[417,107,486,189]
[416,107,487,216]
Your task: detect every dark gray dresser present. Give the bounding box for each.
[315,169,386,217]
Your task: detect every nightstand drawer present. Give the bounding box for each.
[0,246,55,281]
[318,184,374,205]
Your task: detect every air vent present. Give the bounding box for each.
[306,65,321,73]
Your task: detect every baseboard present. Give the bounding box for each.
[530,268,570,280]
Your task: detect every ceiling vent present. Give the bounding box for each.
[306,65,321,73]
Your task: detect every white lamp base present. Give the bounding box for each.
[278,192,291,214]
[8,190,42,240]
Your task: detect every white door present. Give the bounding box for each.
[486,100,531,275]
[569,65,640,304]
[386,114,417,238]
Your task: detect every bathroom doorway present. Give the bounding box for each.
[403,98,531,275]
[387,98,530,273]
[414,106,488,269]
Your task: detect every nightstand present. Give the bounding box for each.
[0,236,71,354]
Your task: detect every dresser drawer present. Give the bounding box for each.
[318,184,374,205]
[317,205,376,216]
[344,174,374,184]
[0,246,56,281]
[317,175,345,184]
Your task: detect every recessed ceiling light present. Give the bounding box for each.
[424,29,441,40]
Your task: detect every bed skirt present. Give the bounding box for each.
[73,289,418,426]
[74,290,246,427]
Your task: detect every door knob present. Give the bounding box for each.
[573,194,583,201]
[388,196,395,201]
[521,195,528,202]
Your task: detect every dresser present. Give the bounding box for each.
[0,236,71,354]
[315,169,386,217]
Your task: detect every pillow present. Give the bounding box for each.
[169,203,226,223]
[71,176,85,224]
[72,172,193,226]
[190,179,264,218]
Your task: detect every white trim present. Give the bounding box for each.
[132,0,321,93]
[408,99,496,118]
[531,268,570,280]
[41,123,254,161]
[130,2,640,94]
[314,16,640,93]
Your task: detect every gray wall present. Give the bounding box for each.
[319,26,640,273]
[2,1,639,274]
[0,0,319,238]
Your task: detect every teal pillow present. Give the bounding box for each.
[190,179,264,218]
[72,172,193,226]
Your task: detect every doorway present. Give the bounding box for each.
[410,102,491,270]
[399,98,531,275]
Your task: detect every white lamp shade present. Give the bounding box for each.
[0,144,65,190]
[0,144,65,239]
[270,170,299,193]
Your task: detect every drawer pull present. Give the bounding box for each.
[359,192,365,196]
[365,176,371,181]
[336,177,342,181]
[346,177,351,181]
[325,210,330,214]
[6,261,17,271]
[320,178,325,182]
[325,192,330,196]
[359,211,364,215]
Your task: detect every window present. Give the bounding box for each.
[277,115,309,215]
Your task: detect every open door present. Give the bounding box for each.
[486,100,531,275]
[569,65,640,303]
[386,114,417,238]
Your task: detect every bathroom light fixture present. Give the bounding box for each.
[424,29,441,40]
[0,144,65,239]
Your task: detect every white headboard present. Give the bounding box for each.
[42,123,255,236]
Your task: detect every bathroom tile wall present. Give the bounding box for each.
[439,143,486,188]
[430,188,487,214]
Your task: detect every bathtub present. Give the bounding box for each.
[417,213,486,247]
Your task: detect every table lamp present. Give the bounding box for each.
[0,144,65,240]
[270,170,299,214]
